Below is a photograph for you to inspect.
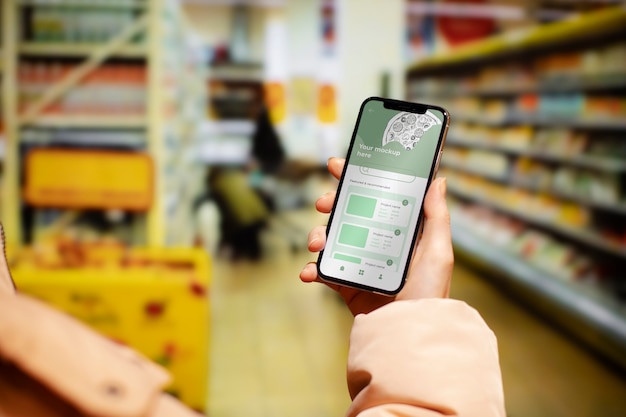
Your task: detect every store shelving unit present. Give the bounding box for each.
[196,60,262,167]
[208,61,263,120]
[1,0,207,247]
[450,216,626,366]
[154,1,208,247]
[1,13,4,151]
[407,6,626,368]
[22,114,147,129]
[2,1,16,222]
[0,0,211,410]
[19,42,148,58]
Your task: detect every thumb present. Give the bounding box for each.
[400,177,453,300]
[420,177,452,254]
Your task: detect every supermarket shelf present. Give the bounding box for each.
[2,0,208,248]
[20,136,145,148]
[20,129,145,148]
[439,160,507,183]
[450,113,507,126]
[487,74,626,95]
[408,6,626,73]
[210,62,263,82]
[199,119,255,136]
[451,218,626,370]
[515,183,626,215]
[448,183,626,260]
[442,161,626,215]
[21,115,146,129]
[446,137,626,172]
[452,112,626,131]
[417,74,626,98]
[510,114,626,131]
[19,42,147,58]
[407,2,626,372]
[18,0,147,9]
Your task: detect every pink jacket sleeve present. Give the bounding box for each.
[0,291,203,417]
[0,225,201,417]
[346,299,506,417]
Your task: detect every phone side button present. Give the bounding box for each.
[434,150,443,174]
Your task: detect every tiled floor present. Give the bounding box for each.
[207,207,626,417]
[208,209,353,417]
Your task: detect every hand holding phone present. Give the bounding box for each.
[300,157,453,316]
[315,97,450,296]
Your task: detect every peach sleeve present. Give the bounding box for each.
[0,225,201,417]
[0,292,202,417]
[346,299,506,417]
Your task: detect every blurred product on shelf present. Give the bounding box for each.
[435,92,626,127]
[18,61,146,116]
[510,158,552,190]
[448,198,599,284]
[442,147,508,179]
[514,93,626,122]
[532,128,587,156]
[446,123,626,208]
[410,41,626,98]
[441,168,595,229]
[27,0,145,44]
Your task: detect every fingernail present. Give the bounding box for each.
[439,177,447,196]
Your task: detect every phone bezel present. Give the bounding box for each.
[316,96,450,296]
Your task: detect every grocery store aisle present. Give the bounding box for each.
[207,208,354,417]
[207,209,626,417]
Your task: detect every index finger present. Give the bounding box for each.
[327,157,345,180]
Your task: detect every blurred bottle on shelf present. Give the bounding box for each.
[18,61,146,116]
[29,0,143,44]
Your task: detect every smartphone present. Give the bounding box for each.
[317,97,449,295]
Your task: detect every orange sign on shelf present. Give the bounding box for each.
[317,84,337,124]
[264,82,287,124]
[24,149,153,211]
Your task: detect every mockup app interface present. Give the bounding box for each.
[320,100,445,292]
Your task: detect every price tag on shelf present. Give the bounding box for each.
[24,149,153,211]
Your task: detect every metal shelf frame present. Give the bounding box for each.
[445,136,626,173]
[1,0,205,248]
[448,183,626,260]
[452,219,626,370]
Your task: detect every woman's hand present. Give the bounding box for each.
[299,157,453,316]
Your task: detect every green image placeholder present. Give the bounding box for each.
[346,194,377,218]
[334,253,362,264]
[338,224,369,248]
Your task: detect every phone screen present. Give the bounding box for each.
[317,97,449,295]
